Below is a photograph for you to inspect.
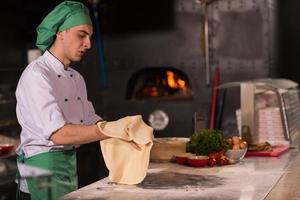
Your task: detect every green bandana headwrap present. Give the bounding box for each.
[36,1,92,52]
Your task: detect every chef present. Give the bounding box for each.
[15,1,140,200]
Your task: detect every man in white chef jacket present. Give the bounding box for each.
[15,1,140,200]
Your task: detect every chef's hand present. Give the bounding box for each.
[129,141,142,151]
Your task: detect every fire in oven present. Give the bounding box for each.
[123,66,194,137]
[126,67,192,100]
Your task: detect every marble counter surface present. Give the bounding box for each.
[62,148,299,200]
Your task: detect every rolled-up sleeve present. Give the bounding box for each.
[85,101,102,124]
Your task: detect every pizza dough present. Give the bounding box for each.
[98,115,154,184]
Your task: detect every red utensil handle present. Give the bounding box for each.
[209,66,220,129]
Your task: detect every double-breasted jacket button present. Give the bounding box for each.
[77,97,81,100]
[65,98,68,102]
[58,75,61,78]
[80,120,83,123]
[70,74,73,77]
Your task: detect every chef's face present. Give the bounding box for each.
[60,24,93,64]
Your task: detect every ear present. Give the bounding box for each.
[56,31,65,40]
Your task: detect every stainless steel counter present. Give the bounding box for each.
[62,148,299,200]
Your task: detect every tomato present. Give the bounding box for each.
[218,155,229,165]
[208,158,217,167]
[209,152,221,161]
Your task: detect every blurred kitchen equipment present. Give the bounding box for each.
[0,144,14,155]
[0,158,18,199]
[218,78,300,146]
[193,112,207,133]
[201,0,210,86]
[245,145,289,157]
[225,148,247,164]
[209,66,220,129]
[91,0,107,88]
[215,88,227,130]
[150,137,189,162]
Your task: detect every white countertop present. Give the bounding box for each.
[62,148,299,200]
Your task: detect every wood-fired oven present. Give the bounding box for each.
[82,0,278,139]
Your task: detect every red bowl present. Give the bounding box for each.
[187,156,209,167]
[0,144,14,154]
[175,153,195,165]
[175,156,187,165]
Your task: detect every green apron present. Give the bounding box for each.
[17,150,78,200]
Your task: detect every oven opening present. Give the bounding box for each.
[126,67,192,100]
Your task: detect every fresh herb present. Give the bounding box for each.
[186,129,229,156]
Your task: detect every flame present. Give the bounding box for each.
[143,86,158,97]
[166,71,187,90]
[141,70,189,98]
[150,87,158,96]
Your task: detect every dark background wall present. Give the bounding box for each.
[278,0,300,83]
[3,1,300,95]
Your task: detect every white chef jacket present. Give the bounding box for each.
[16,51,102,192]
[15,50,102,158]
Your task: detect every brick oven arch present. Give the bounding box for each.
[126,67,192,100]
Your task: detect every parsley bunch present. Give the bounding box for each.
[186,129,229,156]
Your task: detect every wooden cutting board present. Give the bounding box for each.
[245,146,290,157]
